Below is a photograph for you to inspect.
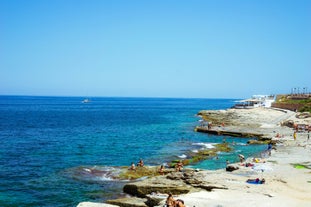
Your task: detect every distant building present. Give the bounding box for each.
[234,95,275,109]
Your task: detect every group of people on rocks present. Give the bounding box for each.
[128,159,184,174]
[128,158,144,171]
[275,125,310,142]
[128,159,187,206]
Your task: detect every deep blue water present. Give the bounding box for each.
[0,96,266,207]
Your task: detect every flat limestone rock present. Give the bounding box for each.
[106,197,148,207]
[123,175,193,198]
[77,202,119,207]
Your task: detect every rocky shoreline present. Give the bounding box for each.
[77,108,311,207]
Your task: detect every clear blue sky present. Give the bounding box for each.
[1,0,310,98]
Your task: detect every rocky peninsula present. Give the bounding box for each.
[77,107,311,207]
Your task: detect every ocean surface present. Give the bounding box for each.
[0,96,266,207]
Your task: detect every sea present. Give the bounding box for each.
[0,96,266,207]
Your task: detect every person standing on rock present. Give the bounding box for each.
[267,142,272,156]
[238,154,245,163]
[208,122,212,129]
[175,160,183,172]
[158,165,165,175]
[293,131,297,141]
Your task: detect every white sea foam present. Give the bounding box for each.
[236,143,247,146]
[192,142,215,149]
[81,166,120,181]
[217,151,232,155]
[178,154,187,159]
[83,168,91,172]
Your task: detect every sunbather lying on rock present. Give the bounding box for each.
[246,178,265,184]
[175,199,185,207]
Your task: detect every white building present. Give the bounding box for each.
[234,95,275,109]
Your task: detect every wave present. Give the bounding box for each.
[235,142,247,146]
[178,154,187,159]
[81,167,115,181]
[63,166,123,182]
[192,142,215,149]
[217,151,233,155]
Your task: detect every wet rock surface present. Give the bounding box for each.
[197,108,296,138]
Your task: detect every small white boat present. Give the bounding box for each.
[82,98,90,103]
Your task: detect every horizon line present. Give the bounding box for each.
[0,94,242,100]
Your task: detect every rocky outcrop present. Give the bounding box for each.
[123,175,192,198]
[168,143,232,168]
[105,170,231,207]
[247,139,269,145]
[197,108,292,137]
[144,195,164,207]
[296,112,311,119]
[122,170,230,202]
[197,109,261,128]
[106,197,148,207]
[226,164,239,172]
[281,120,295,128]
[195,126,264,138]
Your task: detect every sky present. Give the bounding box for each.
[0,0,310,99]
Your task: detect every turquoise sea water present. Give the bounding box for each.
[0,96,266,207]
